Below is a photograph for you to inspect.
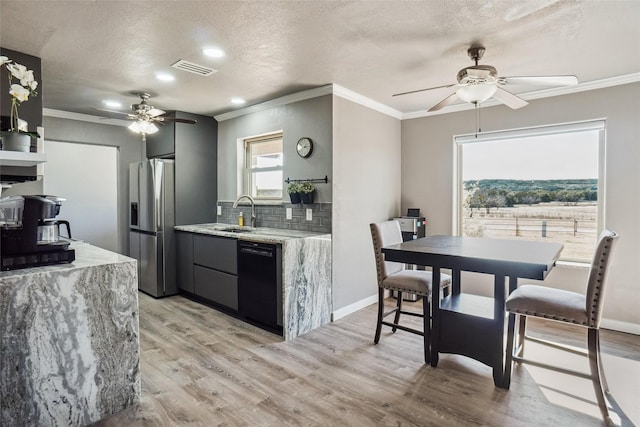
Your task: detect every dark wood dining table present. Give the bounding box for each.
[382,235,563,388]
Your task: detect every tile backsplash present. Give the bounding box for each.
[217,201,332,234]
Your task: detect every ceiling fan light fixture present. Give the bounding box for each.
[128,121,159,135]
[456,84,497,103]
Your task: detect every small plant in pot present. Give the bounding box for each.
[287,182,302,204]
[299,181,315,204]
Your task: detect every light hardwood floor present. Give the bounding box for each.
[95,293,639,426]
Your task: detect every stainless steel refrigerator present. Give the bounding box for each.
[129,159,176,297]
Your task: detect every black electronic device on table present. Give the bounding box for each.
[0,195,75,270]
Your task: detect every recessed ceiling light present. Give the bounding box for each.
[103,100,122,108]
[231,97,245,105]
[202,47,225,58]
[155,73,175,81]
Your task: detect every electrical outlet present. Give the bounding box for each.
[306,208,312,221]
[286,207,292,220]
[217,205,222,215]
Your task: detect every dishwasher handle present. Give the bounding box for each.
[239,242,275,258]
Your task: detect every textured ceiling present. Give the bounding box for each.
[0,0,639,119]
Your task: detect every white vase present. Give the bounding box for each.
[1,133,31,152]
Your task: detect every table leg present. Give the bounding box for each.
[502,275,519,388]
[431,266,440,367]
[452,269,461,295]
[493,274,506,387]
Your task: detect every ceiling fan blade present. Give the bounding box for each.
[155,117,197,124]
[500,75,578,86]
[428,92,458,112]
[148,108,166,117]
[492,87,528,109]
[393,83,457,97]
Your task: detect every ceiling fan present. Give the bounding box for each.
[393,46,578,112]
[96,92,197,140]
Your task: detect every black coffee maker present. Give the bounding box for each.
[0,195,75,270]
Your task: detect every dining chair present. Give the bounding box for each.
[370,220,451,363]
[504,229,619,423]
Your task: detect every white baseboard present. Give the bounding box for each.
[600,318,640,335]
[331,295,639,336]
[332,292,384,321]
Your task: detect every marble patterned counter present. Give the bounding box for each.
[175,223,332,340]
[0,242,140,426]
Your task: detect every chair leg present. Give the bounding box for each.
[374,287,384,344]
[516,315,527,361]
[503,312,517,388]
[423,294,430,364]
[392,291,403,333]
[588,328,611,422]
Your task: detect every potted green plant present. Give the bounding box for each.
[299,181,315,204]
[0,56,40,152]
[287,182,302,204]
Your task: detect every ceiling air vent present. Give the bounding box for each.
[171,60,218,76]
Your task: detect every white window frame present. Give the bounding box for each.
[453,119,606,263]
[243,132,284,200]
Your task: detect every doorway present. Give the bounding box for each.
[43,140,118,252]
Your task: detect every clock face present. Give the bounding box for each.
[296,137,313,158]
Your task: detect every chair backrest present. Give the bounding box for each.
[370,221,404,287]
[585,229,619,328]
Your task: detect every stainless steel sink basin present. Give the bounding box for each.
[218,227,254,233]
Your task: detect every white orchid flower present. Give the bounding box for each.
[0,56,11,66]
[10,84,30,102]
[29,80,38,91]
[20,70,35,86]
[7,62,27,80]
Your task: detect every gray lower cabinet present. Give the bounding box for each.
[190,234,238,311]
[193,266,238,310]
[176,231,194,293]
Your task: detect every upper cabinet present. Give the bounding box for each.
[146,111,218,225]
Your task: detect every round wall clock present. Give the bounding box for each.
[296,137,313,158]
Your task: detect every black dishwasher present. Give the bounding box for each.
[238,241,281,333]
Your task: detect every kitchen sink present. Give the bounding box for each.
[219,227,254,233]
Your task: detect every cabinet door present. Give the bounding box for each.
[176,232,194,293]
[146,120,175,158]
[194,265,238,310]
[193,235,237,274]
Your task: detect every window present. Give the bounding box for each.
[244,133,283,199]
[455,120,605,263]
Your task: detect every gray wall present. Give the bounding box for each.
[332,96,402,314]
[40,116,143,254]
[401,83,640,332]
[217,95,333,202]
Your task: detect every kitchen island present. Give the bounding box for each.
[0,242,140,426]
[175,223,331,340]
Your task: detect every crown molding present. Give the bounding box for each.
[215,83,404,122]
[401,73,640,120]
[43,108,131,127]
[45,72,639,125]
[332,84,403,119]
[214,85,334,121]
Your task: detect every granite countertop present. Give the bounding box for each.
[0,241,136,279]
[175,223,330,244]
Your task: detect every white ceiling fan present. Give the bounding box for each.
[393,46,579,112]
[96,92,197,140]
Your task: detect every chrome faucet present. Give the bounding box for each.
[232,195,256,227]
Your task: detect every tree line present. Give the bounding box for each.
[464,179,597,212]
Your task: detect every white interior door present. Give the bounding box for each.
[43,140,118,252]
